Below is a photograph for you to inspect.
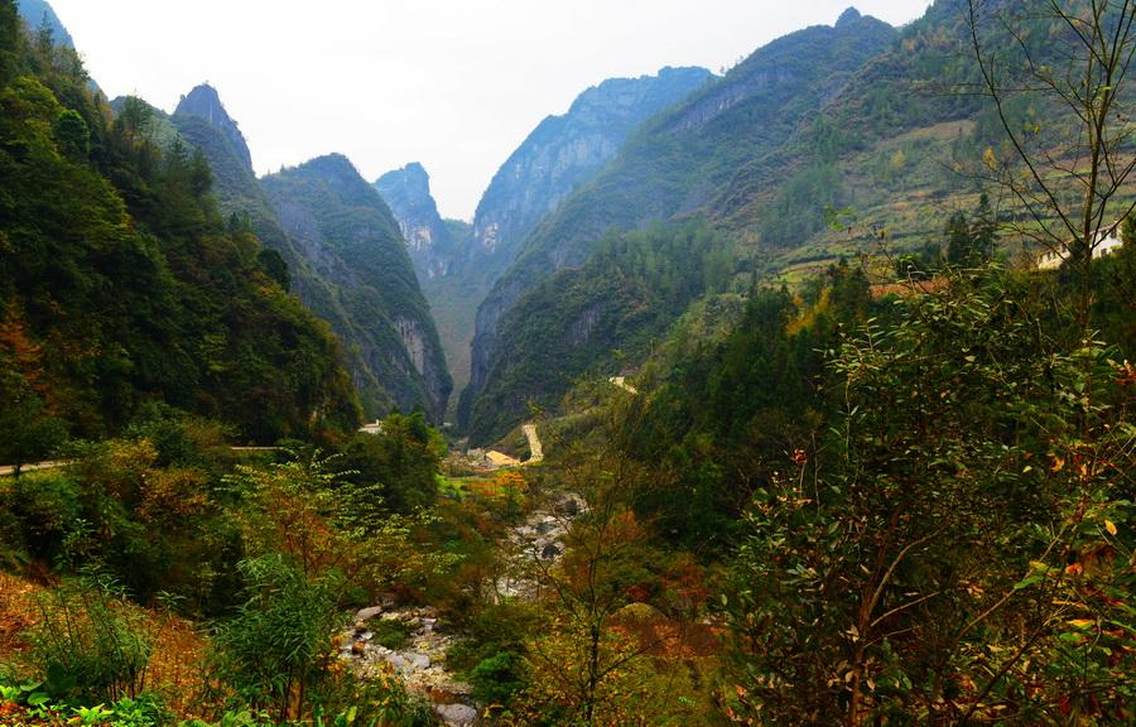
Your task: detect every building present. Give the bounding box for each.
[1037,229,1125,270]
[359,420,384,435]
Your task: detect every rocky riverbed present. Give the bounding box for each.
[338,491,587,725]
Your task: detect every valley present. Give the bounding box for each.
[3,0,1136,724]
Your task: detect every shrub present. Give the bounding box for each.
[369,619,411,650]
[2,471,81,564]
[28,577,153,703]
[210,554,343,721]
[470,651,526,706]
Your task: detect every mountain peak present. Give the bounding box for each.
[176,84,229,123]
[836,7,862,26]
[377,162,432,199]
[301,153,361,180]
[174,84,253,171]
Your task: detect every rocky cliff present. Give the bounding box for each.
[172,87,452,421]
[374,163,468,281]
[175,84,254,172]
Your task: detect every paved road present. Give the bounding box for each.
[522,423,544,465]
[0,460,72,477]
[2,446,280,477]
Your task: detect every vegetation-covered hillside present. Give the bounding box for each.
[172,86,452,422]
[262,155,453,422]
[0,5,359,446]
[463,8,898,441]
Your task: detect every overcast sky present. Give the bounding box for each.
[49,0,931,220]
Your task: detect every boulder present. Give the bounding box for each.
[434,703,478,726]
[355,605,384,622]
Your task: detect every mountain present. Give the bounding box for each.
[0,27,360,442]
[171,85,452,421]
[468,66,714,276]
[374,164,473,418]
[16,0,72,47]
[374,163,468,281]
[262,156,452,421]
[373,68,712,418]
[461,10,899,442]
[175,85,253,171]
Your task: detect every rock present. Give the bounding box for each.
[555,494,581,517]
[541,543,561,560]
[355,605,385,622]
[408,652,431,670]
[434,703,478,726]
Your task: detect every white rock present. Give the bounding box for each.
[434,703,478,726]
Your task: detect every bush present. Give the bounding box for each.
[470,651,526,706]
[1,471,81,564]
[0,680,167,726]
[28,577,153,703]
[210,554,343,721]
[369,619,411,650]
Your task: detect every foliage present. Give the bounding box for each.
[0,6,360,442]
[466,220,734,443]
[0,679,166,726]
[338,413,446,516]
[721,266,1136,723]
[28,577,153,704]
[617,261,873,550]
[209,554,343,722]
[368,619,412,650]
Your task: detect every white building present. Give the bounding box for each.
[358,420,384,435]
[1037,229,1125,270]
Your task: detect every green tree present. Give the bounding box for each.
[0,384,65,477]
[722,267,1136,724]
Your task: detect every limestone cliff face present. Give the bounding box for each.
[374,163,467,281]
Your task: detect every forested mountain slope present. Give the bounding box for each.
[262,155,452,421]
[172,85,452,421]
[462,8,898,441]
[375,68,712,412]
[375,164,472,416]
[467,66,714,278]
[0,15,360,443]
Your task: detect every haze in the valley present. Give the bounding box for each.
[45,0,930,219]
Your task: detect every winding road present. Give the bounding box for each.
[522,423,543,464]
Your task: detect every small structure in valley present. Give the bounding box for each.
[1037,229,1125,270]
[359,420,384,435]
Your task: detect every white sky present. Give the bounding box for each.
[49,0,931,220]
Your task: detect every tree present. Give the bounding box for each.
[0,392,66,476]
[722,267,1136,724]
[967,0,1136,321]
[53,108,89,160]
[0,0,18,86]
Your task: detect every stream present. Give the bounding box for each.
[337,491,587,726]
